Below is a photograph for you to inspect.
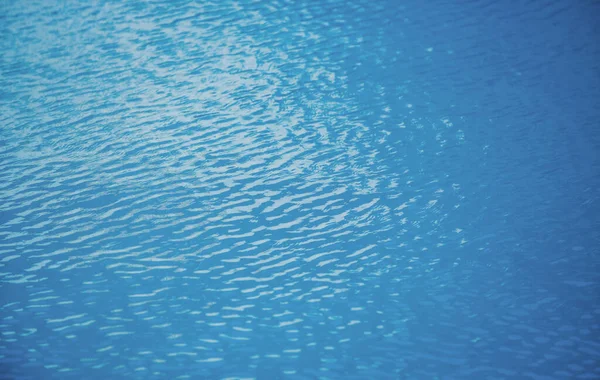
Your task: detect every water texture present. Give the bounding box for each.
[1,0,599,379]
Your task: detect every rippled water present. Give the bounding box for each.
[1,0,599,379]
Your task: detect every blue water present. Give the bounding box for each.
[1,0,599,379]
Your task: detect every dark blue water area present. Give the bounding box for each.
[1,0,599,379]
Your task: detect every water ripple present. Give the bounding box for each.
[2,0,599,379]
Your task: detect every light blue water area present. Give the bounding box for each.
[1,0,599,379]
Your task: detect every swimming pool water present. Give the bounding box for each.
[1,0,599,379]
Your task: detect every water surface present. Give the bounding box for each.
[1,0,599,379]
